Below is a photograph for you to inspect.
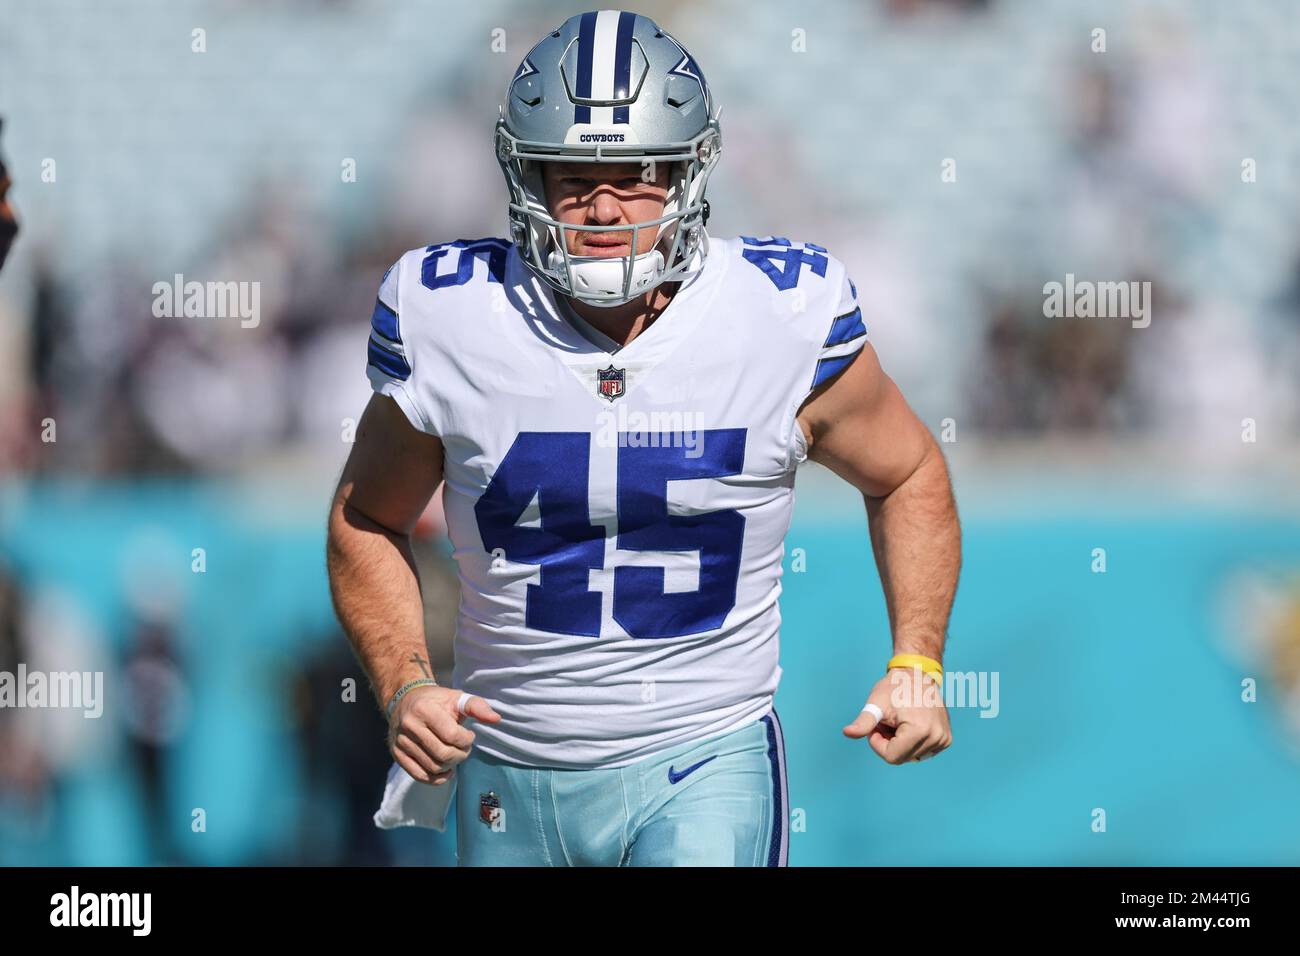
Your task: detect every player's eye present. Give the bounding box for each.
[554,174,650,194]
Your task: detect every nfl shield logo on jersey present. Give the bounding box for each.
[479,790,502,827]
[597,365,626,402]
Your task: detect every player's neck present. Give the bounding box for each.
[565,282,678,348]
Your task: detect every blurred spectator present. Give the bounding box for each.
[0,118,18,273]
[0,564,48,818]
[121,607,191,864]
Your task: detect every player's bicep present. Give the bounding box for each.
[799,341,933,499]
[335,393,444,536]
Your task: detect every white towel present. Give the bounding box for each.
[372,762,457,832]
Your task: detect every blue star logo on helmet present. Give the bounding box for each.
[666,48,705,86]
[512,56,538,83]
[663,33,710,111]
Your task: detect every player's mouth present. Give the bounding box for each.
[577,234,633,257]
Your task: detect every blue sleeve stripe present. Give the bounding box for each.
[368,336,411,381]
[811,349,860,390]
[824,307,866,347]
[370,298,400,344]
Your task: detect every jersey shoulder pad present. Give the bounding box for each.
[721,235,866,390]
[722,234,839,297]
[367,236,512,373]
[364,238,509,436]
[404,237,513,304]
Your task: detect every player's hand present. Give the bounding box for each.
[842,667,952,765]
[388,685,502,785]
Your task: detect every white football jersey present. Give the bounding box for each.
[366,234,866,768]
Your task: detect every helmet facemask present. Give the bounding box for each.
[497,121,721,308]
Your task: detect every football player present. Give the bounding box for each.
[328,10,960,866]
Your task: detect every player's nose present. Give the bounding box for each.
[588,189,624,225]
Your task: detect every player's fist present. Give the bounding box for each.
[387,684,502,785]
[843,667,952,766]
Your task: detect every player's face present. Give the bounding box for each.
[0,172,17,273]
[542,161,671,259]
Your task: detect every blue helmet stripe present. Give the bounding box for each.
[574,11,597,124]
[612,11,636,124]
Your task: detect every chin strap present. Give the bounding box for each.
[547,249,666,306]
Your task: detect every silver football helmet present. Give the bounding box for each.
[496,10,721,307]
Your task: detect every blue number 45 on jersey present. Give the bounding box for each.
[474,429,748,640]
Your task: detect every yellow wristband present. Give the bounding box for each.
[887,653,944,684]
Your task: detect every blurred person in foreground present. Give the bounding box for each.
[328,9,960,866]
[0,119,18,273]
[0,117,28,473]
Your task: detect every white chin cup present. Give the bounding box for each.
[548,248,665,306]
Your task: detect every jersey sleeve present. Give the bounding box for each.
[742,239,868,468]
[809,268,867,392]
[365,255,440,436]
